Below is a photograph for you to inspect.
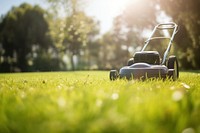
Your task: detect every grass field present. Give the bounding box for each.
[0,71,200,133]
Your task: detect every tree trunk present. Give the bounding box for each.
[70,54,75,71]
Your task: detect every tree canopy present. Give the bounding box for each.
[47,0,99,70]
[0,3,53,72]
[158,0,200,69]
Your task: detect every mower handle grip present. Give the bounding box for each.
[157,22,177,30]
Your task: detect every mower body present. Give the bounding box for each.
[119,51,175,80]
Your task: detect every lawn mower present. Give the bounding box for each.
[110,22,179,81]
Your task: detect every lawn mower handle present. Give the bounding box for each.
[141,22,178,65]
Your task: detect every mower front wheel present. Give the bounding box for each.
[110,70,119,81]
[167,56,179,80]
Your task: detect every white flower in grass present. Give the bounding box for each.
[111,93,119,100]
[181,83,190,89]
[20,91,26,99]
[57,85,62,90]
[57,97,66,108]
[172,90,183,102]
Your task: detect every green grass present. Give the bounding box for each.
[0,71,200,133]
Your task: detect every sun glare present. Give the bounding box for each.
[86,0,142,33]
[106,0,135,15]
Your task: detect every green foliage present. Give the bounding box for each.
[108,0,159,69]
[0,3,53,72]
[110,0,200,70]
[158,0,200,69]
[96,32,129,70]
[1,0,200,71]
[46,0,81,16]
[47,0,99,70]
[0,71,200,133]
[64,12,99,55]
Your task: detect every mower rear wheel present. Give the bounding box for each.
[110,70,118,81]
[167,56,179,80]
[127,58,134,66]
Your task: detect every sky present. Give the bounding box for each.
[0,0,133,34]
[0,0,45,14]
[85,0,133,33]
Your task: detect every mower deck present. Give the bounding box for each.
[119,63,174,80]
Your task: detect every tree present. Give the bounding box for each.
[102,0,158,69]
[158,0,200,69]
[63,12,99,70]
[0,3,53,72]
[122,0,157,29]
[47,0,99,70]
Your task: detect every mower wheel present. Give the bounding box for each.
[167,56,179,80]
[110,70,118,81]
[128,58,134,66]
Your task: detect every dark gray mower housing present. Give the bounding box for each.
[110,22,179,81]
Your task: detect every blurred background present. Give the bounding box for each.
[0,0,200,72]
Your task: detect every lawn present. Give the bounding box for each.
[0,71,200,133]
